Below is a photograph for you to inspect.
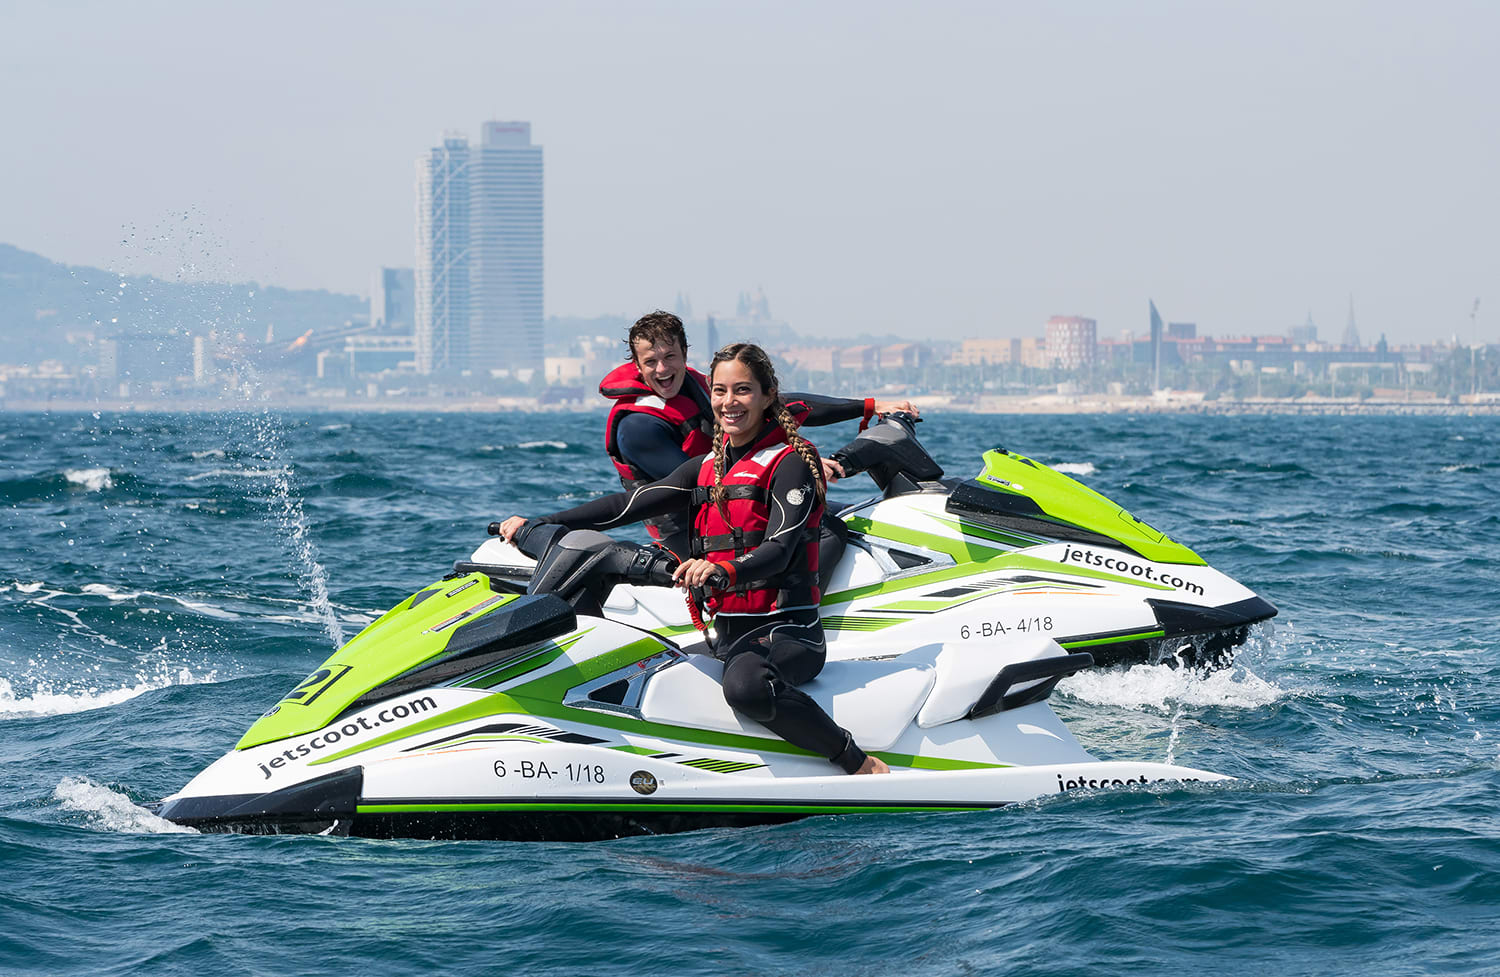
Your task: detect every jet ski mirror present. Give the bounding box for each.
[831,412,944,498]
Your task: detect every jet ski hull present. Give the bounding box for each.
[161,751,1229,842]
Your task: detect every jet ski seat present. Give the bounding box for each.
[639,655,936,751]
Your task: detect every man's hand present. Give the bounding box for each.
[821,457,845,483]
[495,515,528,543]
[874,399,920,418]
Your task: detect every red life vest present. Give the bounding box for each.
[599,362,713,546]
[693,422,823,616]
[600,362,713,487]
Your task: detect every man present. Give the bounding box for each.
[599,310,918,556]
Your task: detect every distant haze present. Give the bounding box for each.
[2,0,1494,344]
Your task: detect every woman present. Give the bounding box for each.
[498,343,889,776]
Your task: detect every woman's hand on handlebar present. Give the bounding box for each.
[672,558,726,590]
[494,515,528,543]
[821,457,845,483]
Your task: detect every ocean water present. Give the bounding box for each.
[3,409,1497,976]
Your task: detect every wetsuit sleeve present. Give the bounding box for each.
[536,457,700,530]
[781,392,871,427]
[614,412,695,481]
[716,455,819,583]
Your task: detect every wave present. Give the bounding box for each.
[1059,661,1287,713]
[0,668,217,719]
[189,449,227,460]
[0,469,119,502]
[64,468,114,491]
[306,472,409,497]
[52,777,196,834]
[1050,462,1096,476]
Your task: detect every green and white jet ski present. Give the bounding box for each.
[464,414,1277,671]
[158,527,1230,840]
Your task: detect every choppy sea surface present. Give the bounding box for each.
[3,409,1497,976]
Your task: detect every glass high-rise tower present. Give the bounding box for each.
[415,121,544,377]
[415,135,471,374]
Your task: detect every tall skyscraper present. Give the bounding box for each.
[415,135,471,373]
[415,121,544,376]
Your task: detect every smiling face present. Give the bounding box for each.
[631,338,687,400]
[710,358,776,447]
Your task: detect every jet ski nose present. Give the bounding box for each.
[159,766,363,836]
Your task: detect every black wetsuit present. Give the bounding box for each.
[614,387,862,573]
[535,425,869,773]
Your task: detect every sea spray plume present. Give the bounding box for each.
[111,215,345,649]
[244,404,345,649]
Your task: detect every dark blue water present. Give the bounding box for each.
[4,410,1497,976]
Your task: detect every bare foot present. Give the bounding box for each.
[853,755,891,775]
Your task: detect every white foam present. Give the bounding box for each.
[517,440,568,450]
[53,776,197,834]
[190,449,226,460]
[63,468,114,491]
[77,582,239,620]
[1060,661,1286,713]
[1052,462,1096,476]
[1441,464,1480,473]
[319,423,351,432]
[0,668,216,719]
[81,582,142,601]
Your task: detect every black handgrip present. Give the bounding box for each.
[487,522,503,536]
[628,545,682,588]
[705,567,731,590]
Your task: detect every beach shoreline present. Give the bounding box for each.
[3,393,1497,416]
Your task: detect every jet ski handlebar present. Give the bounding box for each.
[830,411,944,497]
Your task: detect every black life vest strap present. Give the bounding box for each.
[690,484,768,507]
[690,527,766,557]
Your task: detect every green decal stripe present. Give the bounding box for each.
[878,754,1008,771]
[926,513,1045,549]
[357,801,990,816]
[609,745,660,756]
[1060,629,1166,648]
[681,758,762,772]
[459,629,592,690]
[868,598,969,613]
[842,517,1003,563]
[504,637,669,700]
[822,615,909,631]
[409,733,552,751]
[825,543,1176,608]
[870,581,1088,615]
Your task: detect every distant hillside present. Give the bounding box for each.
[0,243,365,365]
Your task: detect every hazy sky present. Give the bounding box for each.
[3,0,1495,343]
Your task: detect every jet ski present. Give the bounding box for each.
[158,527,1231,840]
[464,414,1277,671]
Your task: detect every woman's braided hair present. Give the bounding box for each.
[707,343,825,518]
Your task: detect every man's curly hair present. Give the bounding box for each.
[625,310,689,361]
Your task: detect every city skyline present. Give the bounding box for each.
[2,2,1494,347]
